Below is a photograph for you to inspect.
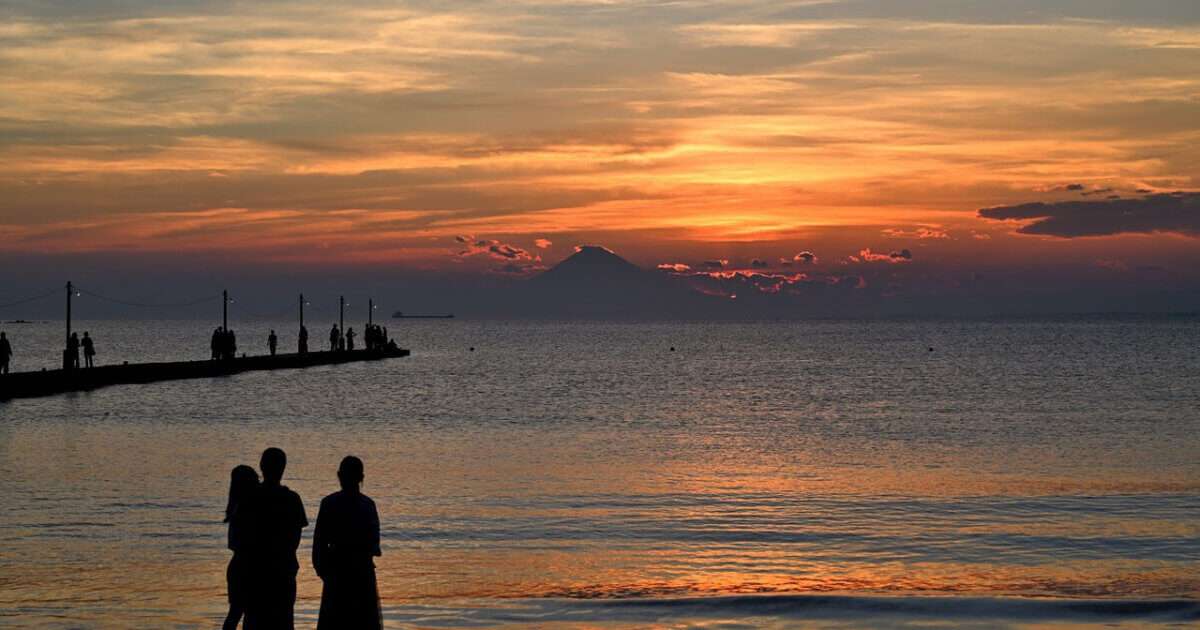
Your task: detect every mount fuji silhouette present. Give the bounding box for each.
[532,245,646,286]
[517,246,722,318]
[402,244,891,318]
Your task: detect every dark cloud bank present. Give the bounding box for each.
[980,192,1200,238]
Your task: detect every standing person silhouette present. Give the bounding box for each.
[82,332,95,368]
[345,327,356,352]
[224,465,260,630]
[298,325,308,355]
[329,325,339,352]
[313,456,382,630]
[212,328,222,360]
[243,448,308,630]
[0,331,11,374]
[268,330,278,357]
[67,332,81,369]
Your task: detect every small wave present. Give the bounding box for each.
[382,595,1200,627]
[594,594,1200,621]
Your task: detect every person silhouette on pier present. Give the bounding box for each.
[223,464,260,630]
[82,332,95,368]
[298,325,308,355]
[313,456,382,630]
[329,325,339,352]
[345,327,356,352]
[368,324,387,351]
[214,328,237,361]
[243,447,308,630]
[67,332,80,370]
[268,330,278,357]
[0,332,11,374]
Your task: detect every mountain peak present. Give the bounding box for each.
[560,245,639,269]
[531,245,645,285]
[519,244,725,318]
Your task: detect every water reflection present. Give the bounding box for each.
[0,320,1197,627]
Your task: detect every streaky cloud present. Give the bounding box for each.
[979,192,1200,238]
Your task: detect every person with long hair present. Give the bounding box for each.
[223,465,260,630]
[312,456,382,629]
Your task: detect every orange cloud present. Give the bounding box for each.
[850,248,913,264]
[0,0,1198,276]
[884,227,949,240]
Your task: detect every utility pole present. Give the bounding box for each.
[299,293,305,328]
[63,281,74,370]
[339,296,344,350]
[368,298,373,326]
[223,290,228,331]
[65,281,73,347]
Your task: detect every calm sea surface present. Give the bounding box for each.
[0,319,1198,628]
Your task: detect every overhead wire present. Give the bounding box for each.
[0,286,64,309]
[72,285,222,309]
[238,302,298,319]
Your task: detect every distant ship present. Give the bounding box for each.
[392,311,455,319]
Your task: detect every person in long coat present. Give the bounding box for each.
[312,456,382,630]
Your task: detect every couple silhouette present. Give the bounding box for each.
[225,448,382,630]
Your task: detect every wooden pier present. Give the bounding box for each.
[0,347,410,401]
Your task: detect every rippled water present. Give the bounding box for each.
[0,319,1198,628]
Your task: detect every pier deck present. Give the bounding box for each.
[0,347,410,401]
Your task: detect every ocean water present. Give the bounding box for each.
[0,318,1197,629]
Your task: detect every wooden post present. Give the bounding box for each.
[63,281,74,371]
[65,281,72,346]
[223,290,228,330]
[368,298,373,326]
[299,293,304,328]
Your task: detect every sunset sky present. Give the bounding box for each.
[2,0,1198,313]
